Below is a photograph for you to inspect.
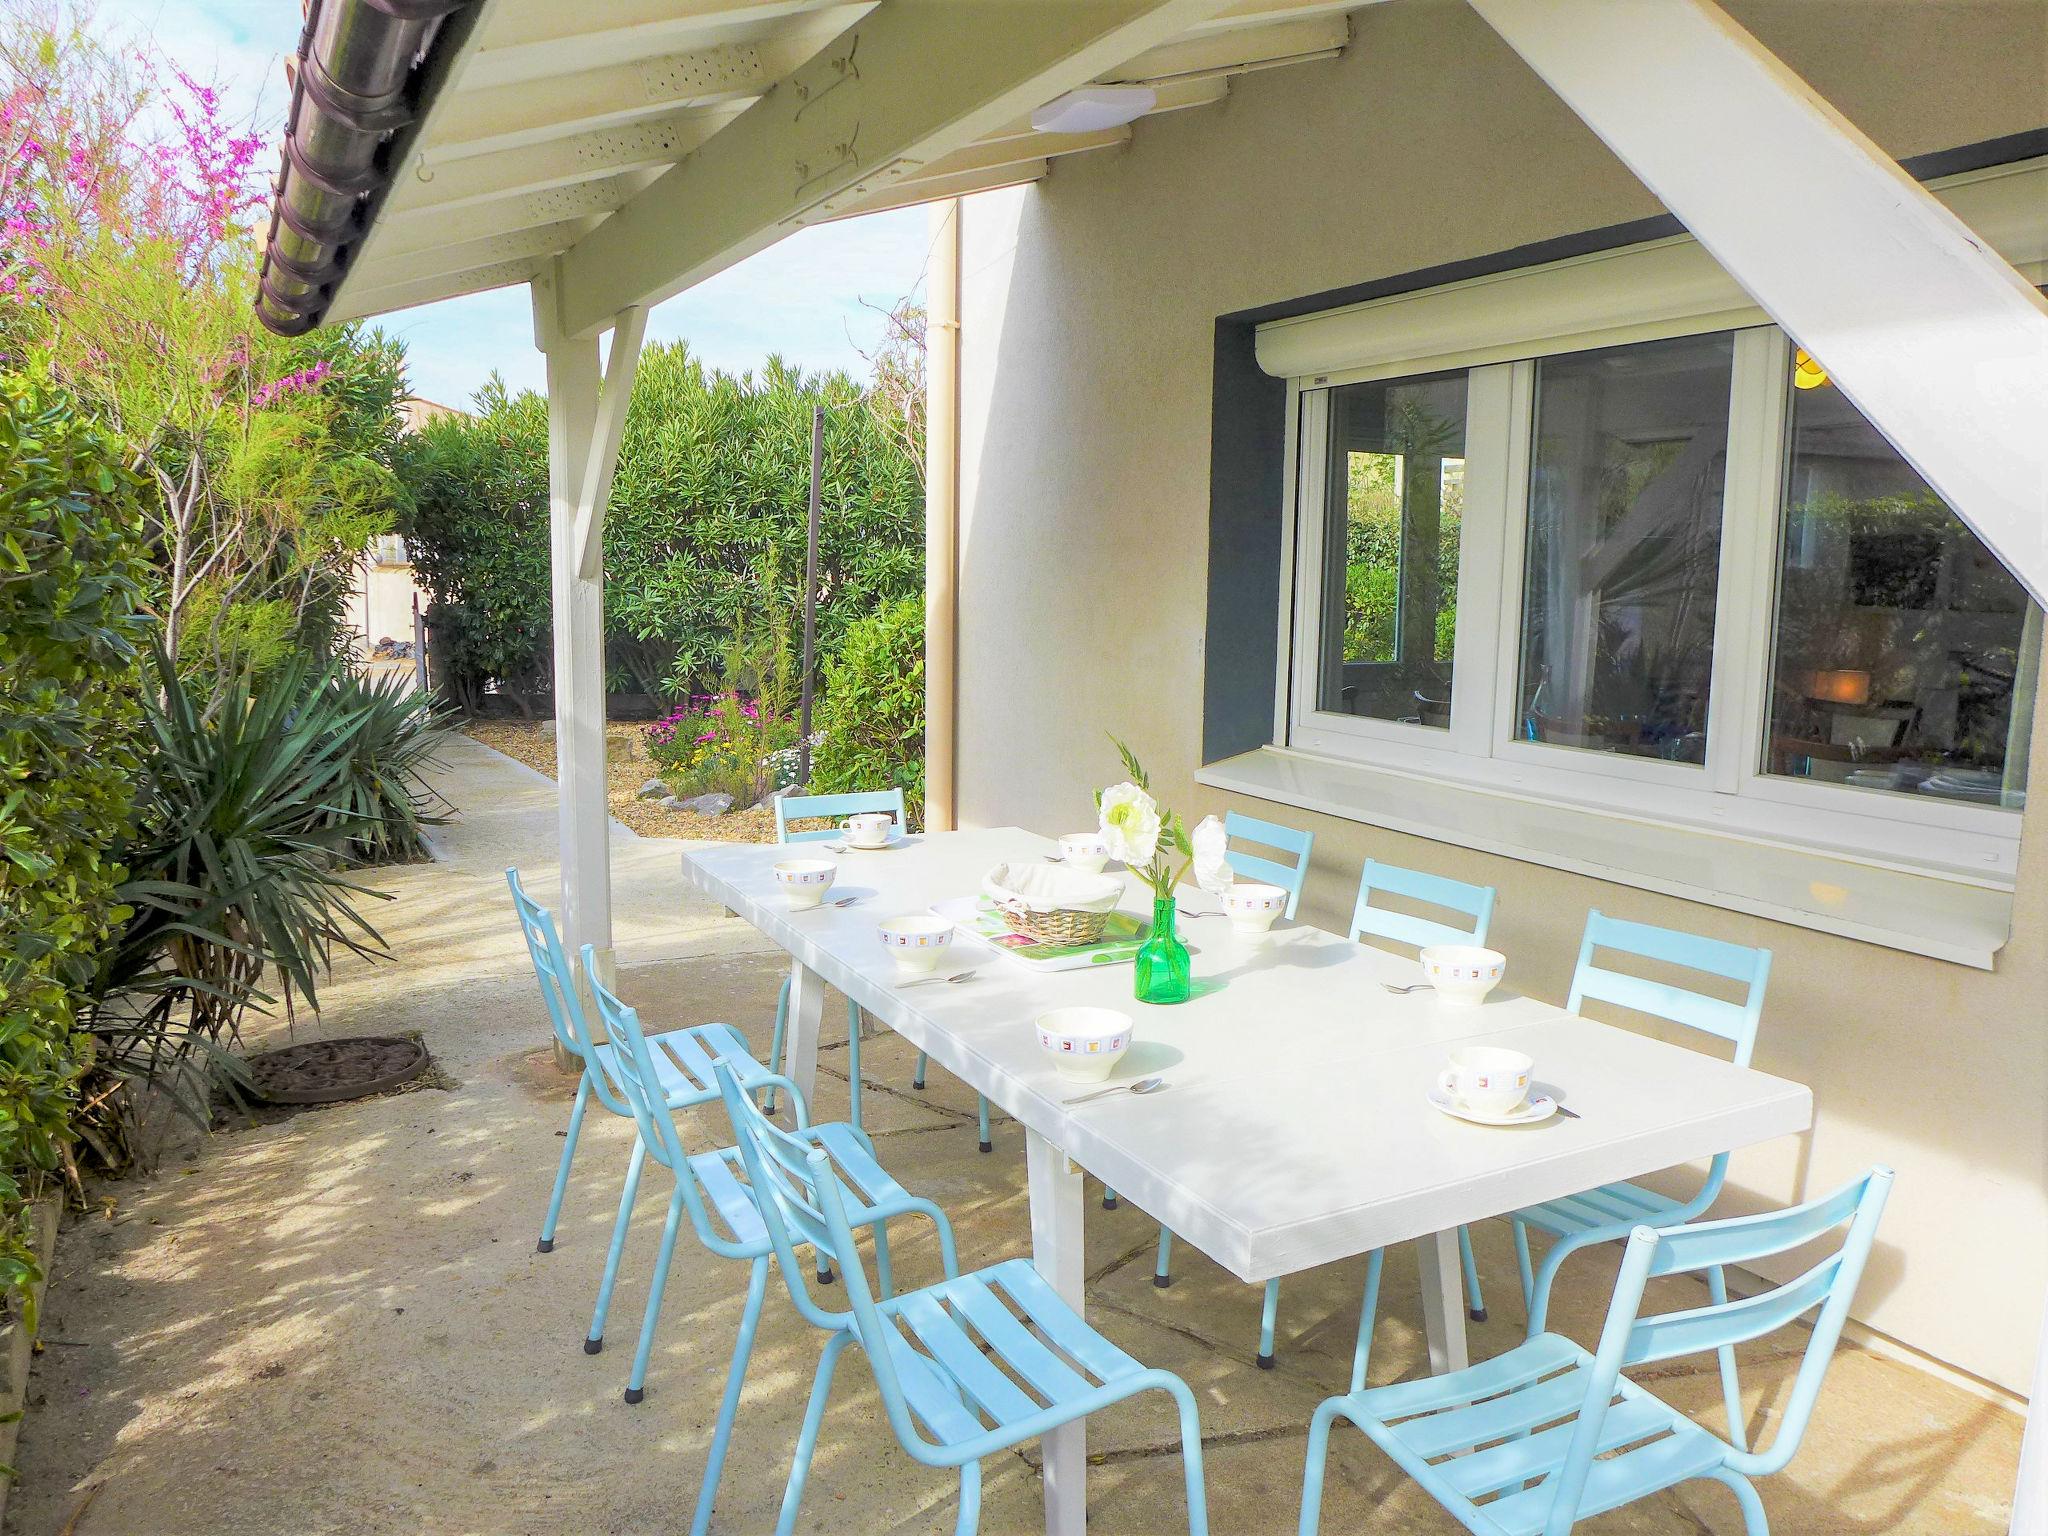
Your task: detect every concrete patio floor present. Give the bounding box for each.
[5,735,2022,1534]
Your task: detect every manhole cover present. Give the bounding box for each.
[244,1036,431,1105]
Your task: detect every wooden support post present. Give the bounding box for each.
[532,263,647,1065]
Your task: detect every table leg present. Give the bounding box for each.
[784,959,826,1114]
[1025,1129,1086,1536]
[1417,1228,1470,1375]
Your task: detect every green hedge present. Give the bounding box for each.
[810,596,926,824]
[0,370,149,1318]
[397,346,923,706]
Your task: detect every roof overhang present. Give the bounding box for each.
[257,0,1369,337]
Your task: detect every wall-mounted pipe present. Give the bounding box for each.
[924,199,963,832]
[254,0,471,335]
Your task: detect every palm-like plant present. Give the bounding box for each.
[79,647,446,1161]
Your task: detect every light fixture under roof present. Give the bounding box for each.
[1031,85,1158,135]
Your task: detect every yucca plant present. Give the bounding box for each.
[322,668,452,864]
[78,647,441,1162]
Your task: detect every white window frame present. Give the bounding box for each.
[1278,276,2035,886]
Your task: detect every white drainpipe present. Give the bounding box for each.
[925,198,962,832]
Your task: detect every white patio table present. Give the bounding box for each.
[681,827,1812,1536]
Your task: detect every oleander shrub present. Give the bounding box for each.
[809,596,925,826]
[0,369,151,1320]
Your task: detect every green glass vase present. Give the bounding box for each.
[1133,893,1192,1005]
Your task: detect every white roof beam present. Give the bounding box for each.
[1108,14,1347,82]
[471,0,866,89]
[364,220,597,282]
[1185,0,1383,35]
[826,162,1053,223]
[385,106,745,217]
[552,0,1242,338]
[327,259,542,325]
[1471,0,2048,608]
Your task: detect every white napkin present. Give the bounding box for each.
[982,861,1123,913]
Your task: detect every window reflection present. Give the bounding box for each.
[1317,372,1468,726]
[1517,333,1734,764]
[1765,366,2036,808]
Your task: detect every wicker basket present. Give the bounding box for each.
[999,903,1110,946]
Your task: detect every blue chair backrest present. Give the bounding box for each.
[1349,858,1496,952]
[1545,1165,1893,1528]
[506,869,633,1115]
[584,948,743,1257]
[1224,811,1313,919]
[1568,911,1770,1067]
[776,788,907,845]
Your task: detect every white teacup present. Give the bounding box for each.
[845,812,895,848]
[1059,833,1109,873]
[1438,1046,1532,1117]
[878,914,953,974]
[773,858,837,909]
[1419,944,1506,1006]
[1222,881,1288,935]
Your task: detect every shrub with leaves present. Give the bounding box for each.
[809,596,926,825]
[0,369,150,1320]
[396,345,923,706]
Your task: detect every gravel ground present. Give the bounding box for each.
[460,717,783,842]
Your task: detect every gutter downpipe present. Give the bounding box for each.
[925,199,963,832]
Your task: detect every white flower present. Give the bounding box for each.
[1097,781,1161,868]
[1191,814,1234,895]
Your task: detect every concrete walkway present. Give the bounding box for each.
[5,736,2020,1534]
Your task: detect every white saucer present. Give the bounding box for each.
[832,834,911,852]
[1427,1085,1558,1126]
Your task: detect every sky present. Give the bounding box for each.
[99,0,935,409]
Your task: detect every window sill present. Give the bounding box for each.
[1196,746,2013,970]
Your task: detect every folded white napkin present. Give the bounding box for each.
[982,861,1123,914]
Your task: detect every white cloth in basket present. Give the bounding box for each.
[982,862,1123,914]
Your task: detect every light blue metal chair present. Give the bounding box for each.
[772,787,996,1152]
[511,867,772,1281]
[1344,858,1500,1338]
[583,951,953,1534]
[713,1056,1212,1536]
[765,789,901,1133]
[1298,1165,1893,1536]
[1223,808,1315,918]
[1508,910,1772,1449]
[1145,810,1315,1364]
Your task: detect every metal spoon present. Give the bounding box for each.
[1380,981,1431,995]
[898,970,978,988]
[809,895,862,909]
[1063,1075,1168,1107]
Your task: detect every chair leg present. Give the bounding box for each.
[977,1094,991,1153]
[624,1187,686,1403]
[688,1258,768,1536]
[1349,1248,1385,1394]
[1103,1184,1118,1210]
[1708,1265,1747,1451]
[538,1072,592,1252]
[765,975,790,1115]
[1297,1397,1346,1536]
[873,1217,895,1300]
[587,1135,647,1352]
[776,1330,852,1536]
[1512,1218,1536,1319]
[1705,1466,1770,1536]
[1457,1224,1486,1323]
[1257,1278,1281,1369]
[954,1459,982,1536]
[912,1050,928,1091]
[845,997,863,1133]
[1154,1227,1175,1288]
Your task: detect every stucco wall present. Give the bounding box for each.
[955,0,2048,1393]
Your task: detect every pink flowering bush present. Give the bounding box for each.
[0,6,407,671]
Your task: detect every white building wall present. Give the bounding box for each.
[955,0,2048,1393]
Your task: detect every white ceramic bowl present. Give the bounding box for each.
[1059,833,1109,873]
[878,914,954,974]
[1035,1006,1133,1082]
[773,858,837,909]
[1419,944,1506,1006]
[1223,880,1288,934]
